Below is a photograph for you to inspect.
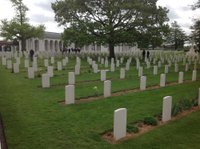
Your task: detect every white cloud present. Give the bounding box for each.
[0,0,199,36]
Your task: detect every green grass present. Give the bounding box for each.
[0,56,200,149]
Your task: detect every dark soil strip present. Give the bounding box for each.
[59,79,196,105]
[0,114,8,149]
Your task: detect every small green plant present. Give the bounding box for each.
[191,98,198,107]
[172,103,181,116]
[179,99,193,110]
[144,117,158,126]
[127,124,139,133]
[93,86,99,96]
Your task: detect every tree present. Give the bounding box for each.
[192,0,200,10]
[165,21,187,50]
[0,0,45,51]
[52,0,169,58]
[191,20,200,51]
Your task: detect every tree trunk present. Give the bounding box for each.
[21,38,26,52]
[109,43,115,59]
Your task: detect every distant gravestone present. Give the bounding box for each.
[140,76,146,90]
[174,63,178,72]
[68,72,75,85]
[13,63,19,73]
[113,108,127,140]
[110,63,115,72]
[160,74,166,87]
[153,66,158,75]
[28,67,34,79]
[50,57,55,64]
[178,72,184,84]
[57,61,62,71]
[164,65,169,74]
[7,60,12,69]
[120,68,125,79]
[138,66,143,77]
[104,80,111,97]
[192,70,197,81]
[185,63,189,72]
[162,96,172,122]
[65,85,75,104]
[44,59,49,67]
[47,66,54,77]
[101,70,106,81]
[42,74,50,88]
[2,57,6,66]
[75,64,80,75]
[24,59,29,68]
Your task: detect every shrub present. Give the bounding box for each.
[172,103,181,116]
[127,125,139,133]
[144,117,158,126]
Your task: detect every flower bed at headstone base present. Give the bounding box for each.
[101,97,200,144]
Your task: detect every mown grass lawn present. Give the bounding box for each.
[0,58,200,149]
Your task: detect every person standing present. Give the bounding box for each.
[29,49,34,61]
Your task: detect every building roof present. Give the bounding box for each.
[43,31,61,39]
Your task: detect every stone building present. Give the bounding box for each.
[19,31,64,52]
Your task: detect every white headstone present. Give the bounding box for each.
[125,62,130,71]
[162,96,172,122]
[42,74,50,88]
[138,66,143,77]
[120,68,125,79]
[24,59,29,68]
[164,65,169,74]
[68,72,75,85]
[7,60,12,69]
[2,57,6,66]
[153,66,158,75]
[185,63,189,72]
[13,63,19,73]
[113,108,127,140]
[110,63,115,72]
[65,85,75,104]
[47,66,54,77]
[57,62,62,71]
[192,70,197,81]
[101,70,106,81]
[50,57,55,64]
[104,80,111,97]
[160,74,166,87]
[28,67,34,79]
[174,63,178,72]
[75,64,80,75]
[178,72,184,84]
[140,76,146,90]
[44,59,49,67]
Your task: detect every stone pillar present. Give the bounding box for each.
[162,96,172,122]
[178,72,184,84]
[101,70,106,81]
[192,70,197,81]
[65,85,75,104]
[104,80,111,97]
[68,72,75,85]
[120,68,125,79]
[160,74,166,87]
[113,108,127,140]
[28,67,34,79]
[140,76,146,91]
[42,74,50,88]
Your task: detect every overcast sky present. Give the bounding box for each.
[0,0,199,36]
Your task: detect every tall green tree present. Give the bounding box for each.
[52,0,169,58]
[191,20,200,51]
[0,0,45,51]
[165,21,187,50]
